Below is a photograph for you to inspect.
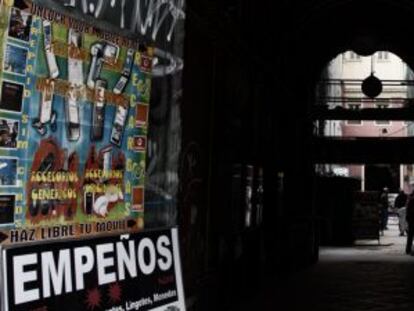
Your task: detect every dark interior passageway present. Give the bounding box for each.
[182,0,414,310]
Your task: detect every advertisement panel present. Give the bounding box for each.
[1,227,186,311]
[0,0,153,244]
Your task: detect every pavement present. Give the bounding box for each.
[323,214,410,260]
[232,215,414,311]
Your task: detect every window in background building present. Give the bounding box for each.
[344,51,361,61]
[377,51,389,61]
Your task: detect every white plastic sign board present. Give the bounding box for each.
[0,227,186,311]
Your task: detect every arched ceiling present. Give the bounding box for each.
[284,0,414,85]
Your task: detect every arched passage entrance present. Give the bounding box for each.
[272,0,414,265]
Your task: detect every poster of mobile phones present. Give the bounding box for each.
[0,1,152,244]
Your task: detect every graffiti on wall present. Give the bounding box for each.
[61,0,185,42]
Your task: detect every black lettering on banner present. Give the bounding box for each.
[10,229,36,243]
[1,228,185,311]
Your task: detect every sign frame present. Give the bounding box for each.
[0,227,186,311]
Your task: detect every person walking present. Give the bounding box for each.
[395,189,408,236]
[405,190,414,255]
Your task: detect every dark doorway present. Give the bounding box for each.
[365,164,400,192]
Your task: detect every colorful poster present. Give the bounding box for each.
[1,227,186,311]
[0,1,153,244]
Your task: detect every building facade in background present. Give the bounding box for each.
[321,51,414,193]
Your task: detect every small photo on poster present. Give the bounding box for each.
[132,136,147,151]
[0,81,24,113]
[3,44,28,75]
[0,118,19,149]
[136,103,148,127]
[8,7,32,42]
[140,54,152,73]
[132,187,144,211]
[0,195,15,225]
[0,158,18,187]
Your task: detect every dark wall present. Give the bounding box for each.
[178,18,215,308]
[180,2,281,309]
